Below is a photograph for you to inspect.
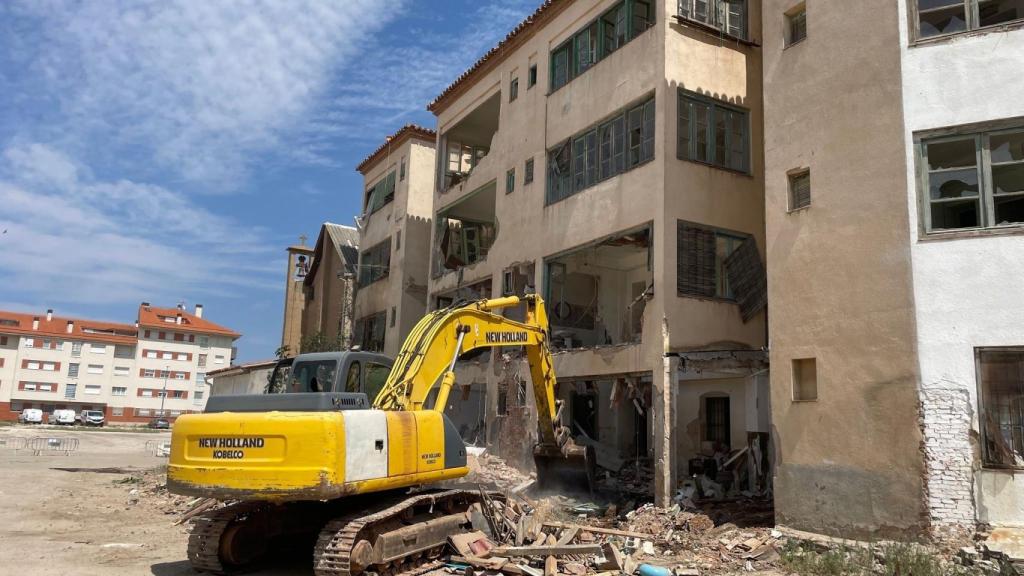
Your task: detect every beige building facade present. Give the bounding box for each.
[426,0,769,504]
[301,223,359,349]
[353,125,437,358]
[280,241,314,355]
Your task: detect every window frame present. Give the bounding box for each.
[676,220,753,301]
[976,346,1024,470]
[506,167,516,194]
[524,157,535,184]
[677,89,751,174]
[509,76,519,102]
[917,123,1024,237]
[358,237,393,287]
[911,0,1024,42]
[785,4,808,47]
[677,0,749,41]
[788,169,812,211]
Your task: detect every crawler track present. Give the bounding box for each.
[187,501,266,574]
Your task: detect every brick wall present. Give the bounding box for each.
[920,387,976,540]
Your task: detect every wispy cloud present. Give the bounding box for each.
[0,143,279,308]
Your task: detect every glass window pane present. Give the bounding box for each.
[991,131,1024,163]
[585,130,598,186]
[573,137,586,190]
[715,112,728,167]
[599,123,613,179]
[929,168,979,199]
[995,195,1024,225]
[927,137,976,170]
[918,3,967,37]
[978,350,1024,467]
[679,99,692,159]
[628,106,644,166]
[612,115,626,174]
[994,164,1024,195]
[931,198,980,229]
[633,0,654,36]
[979,0,1024,27]
[694,101,710,162]
[730,111,746,171]
[641,100,655,162]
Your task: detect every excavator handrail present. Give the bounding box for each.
[372,295,560,448]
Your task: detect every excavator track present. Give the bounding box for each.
[313,489,486,576]
[187,501,267,574]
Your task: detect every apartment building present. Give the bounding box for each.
[0,304,239,423]
[764,0,1024,540]
[426,0,768,503]
[352,125,437,357]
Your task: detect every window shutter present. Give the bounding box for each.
[724,237,767,322]
[677,223,717,297]
[791,172,811,209]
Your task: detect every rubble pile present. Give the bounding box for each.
[465,452,535,492]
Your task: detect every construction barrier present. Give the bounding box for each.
[144,439,172,457]
[0,437,28,451]
[29,436,80,456]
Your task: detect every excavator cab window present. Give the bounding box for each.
[345,361,361,393]
[364,363,389,405]
[291,360,338,393]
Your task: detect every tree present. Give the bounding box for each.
[299,331,344,354]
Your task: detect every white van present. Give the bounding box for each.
[18,408,43,424]
[48,409,76,425]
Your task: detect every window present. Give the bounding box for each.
[112,407,124,416]
[390,306,396,328]
[677,221,749,299]
[114,366,129,377]
[400,156,406,181]
[90,344,107,354]
[141,389,154,397]
[161,352,173,360]
[71,341,82,357]
[143,369,156,378]
[145,350,157,359]
[678,0,748,39]
[678,90,749,172]
[345,361,361,393]
[199,336,209,349]
[174,333,185,342]
[144,330,151,338]
[364,170,397,214]
[525,158,535,184]
[550,0,655,91]
[528,64,538,88]
[704,396,731,446]
[506,167,516,194]
[198,354,207,367]
[509,77,519,102]
[68,363,80,378]
[175,372,186,380]
[364,363,390,405]
[24,337,34,348]
[547,97,655,204]
[396,230,401,251]
[86,364,102,375]
[194,390,205,404]
[158,332,166,340]
[978,348,1024,468]
[792,358,818,401]
[137,408,151,417]
[114,345,133,358]
[789,170,811,211]
[214,355,225,364]
[358,238,392,287]
[196,373,206,385]
[65,383,76,399]
[921,128,1024,232]
[786,4,807,45]
[176,353,188,361]
[916,0,1023,39]
[84,384,101,395]
[354,312,387,353]
[112,386,127,396]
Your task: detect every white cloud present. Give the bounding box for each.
[0,144,279,308]
[6,0,403,187]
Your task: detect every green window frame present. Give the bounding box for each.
[550,0,656,92]
[506,167,516,194]
[678,0,748,40]
[357,237,392,287]
[547,97,655,205]
[677,221,749,300]
[364,170,397,214]
[678,90,749,173]
[920,127,1024,233]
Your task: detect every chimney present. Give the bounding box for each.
[66,320,74,334]
[141,301,150,308]
[46,309,53,321]
[32,316,39,330]
[176,312,182,325]
[195,304,204,318]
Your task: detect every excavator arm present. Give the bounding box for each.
[374,295,593,489]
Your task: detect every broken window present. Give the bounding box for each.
[678,221,766,321]
[509,77,519,102]
[354,312,387,353]
[921,127,1024,232]
[678,90,748,173]
[524,157,535,184]
[916,0,1022,39]
[704,396,731,446]
[364,170,397,214]
[789,170,811,211]
[550,1,655,92]
[547,97,655,205]
[678,0,747,39]
[786,4,807,45]
[978,349,1024,468]
[357,238,391,287]
[441,93,500,191]
[436,183,497,274]
[792,358,818,401]
[545,227,652,349]
[528,64,538,88]
[506,167,516,194]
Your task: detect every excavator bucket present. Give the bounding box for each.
[533,441,596,494]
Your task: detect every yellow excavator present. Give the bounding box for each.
[168,295,594,575]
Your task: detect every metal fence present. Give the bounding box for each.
[0,437,28,451]
[144,439,172,457]
[29,436,80,456]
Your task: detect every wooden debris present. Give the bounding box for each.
[544,556,557,576]
[450,531,492,558]
[491,544,604,557]
[556,526,579,546]
[542,522,654,539]
[174,498,216,525]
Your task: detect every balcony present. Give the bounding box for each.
[441,92,501,200]
[434,181,497,279]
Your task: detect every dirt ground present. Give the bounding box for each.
[0,425,313,576]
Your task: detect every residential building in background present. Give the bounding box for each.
[353,125,437,357]
[425,0,768,501]
[764,0,1024,540]
[301,223,359,349]
[281,239,314,355]
[0,303,240,423]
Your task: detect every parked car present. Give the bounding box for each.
[18,408,43,424]
[79,410,105,427]
[48,409,77,425]
[147,417,170,429]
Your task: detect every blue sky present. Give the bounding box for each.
[0,0,537,361]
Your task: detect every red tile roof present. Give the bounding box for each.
[0,310,138,345]
[356,124,437,175]
[427,0,573,115]
[137,305,240,338]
